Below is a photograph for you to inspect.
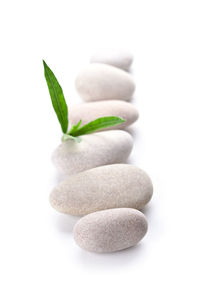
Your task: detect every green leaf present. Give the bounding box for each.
[62,134,82,143]
[68,120,82,135]
[43,60,68,133]
[70,116,125,137]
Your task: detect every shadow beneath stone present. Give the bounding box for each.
[125,156,137,165]
[140,200,164,242]
[124,126,138,139]
[55,213,80,234]
[129,95,136,103]
[129,65,134,75]
[75,242,147,270]
[140,204,152,218]
[51,170,71,186]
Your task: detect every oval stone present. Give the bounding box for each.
[69,100,138,130]
[75,63,135,102]
[73,208,148,253]
[52,130,133,176]
[49,164,153,215]
[90,50,133,71]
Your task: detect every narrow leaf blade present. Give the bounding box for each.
[68,120,82,135]
[43,60,68,133]
[71,116,125,137]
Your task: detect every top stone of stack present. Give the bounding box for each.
[75,50,135,102]
[90,50,133,71]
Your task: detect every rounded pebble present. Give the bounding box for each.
[52,130,133,176]
[73,208,148,253]
[75,63,135,102]
[90,50,133,71]
[69,100,138,130]
[49,164,153,215]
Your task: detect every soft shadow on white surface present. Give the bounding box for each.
[49,170,69,189]
[74,241,148,270]
[125,125,138,139]
[55,213,80,234]
[125,126,139,165]
[140,203,153,218]
[129,65,135,76]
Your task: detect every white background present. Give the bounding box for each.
[0,0,200,299]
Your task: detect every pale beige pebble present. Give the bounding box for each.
[52,130,133,176]
[73,208,148,253]
[69,100,138,130]
[49,164,153,215]
[75,63,135,102]
[90,50,133,71]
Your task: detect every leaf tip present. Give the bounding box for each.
[43,59,47,68]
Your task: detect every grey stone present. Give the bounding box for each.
[52,130,133,176]
[69,100,138,130]
[49,164,153,215]
[75,63,135,102]
[73,208,148,253]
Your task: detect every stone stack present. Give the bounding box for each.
[50,50,153,253]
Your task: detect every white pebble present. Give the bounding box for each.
[49,164,153,215]
[73,208,148,253]
[69,100,138,130]
[75,63,135,102]
[52,130,133,176]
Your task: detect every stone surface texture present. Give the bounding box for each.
[73,208,148,253]
[52,130,133,176]
[69,100,138,130]
[75,63,135,102]
[49,164,153,215]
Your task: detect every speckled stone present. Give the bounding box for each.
[90,50,133,71]
[52,130,133,176]
[73,208,148,253]
[69,100,138,130]
[75,63,135,102]
[49,164,153,215]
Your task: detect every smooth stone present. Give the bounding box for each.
[52,130,133,176]
[49,164,153,215]
[75,63,135,102]
[69,100,139,130]
[90,50,133,71]
[73,208,148,253]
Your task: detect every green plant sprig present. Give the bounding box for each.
[43,60,125,143]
